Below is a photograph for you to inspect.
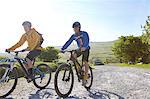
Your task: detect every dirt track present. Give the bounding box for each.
[5,65,150,99]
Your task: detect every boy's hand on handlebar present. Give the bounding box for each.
[5,49,10,53]
[5,49,26,53]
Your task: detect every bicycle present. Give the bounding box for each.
[54,50,93,98]
[0,50,52,98]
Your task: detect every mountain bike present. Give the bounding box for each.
[54,50,93,98]
[0,50,52,98]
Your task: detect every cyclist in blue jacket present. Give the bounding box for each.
[61,21,90,86]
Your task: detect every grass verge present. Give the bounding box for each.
[117,63,150,69]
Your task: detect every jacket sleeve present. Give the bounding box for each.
[8,34,26,51]
[61,35,74,50]
[83,32,89,49]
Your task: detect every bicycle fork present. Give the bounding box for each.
[62,65,71,82]
[0,68,10,83]
[0,64,14,83]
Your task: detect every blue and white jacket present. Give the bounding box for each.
[61,31,90,50]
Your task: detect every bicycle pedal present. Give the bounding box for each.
[65,78,70,82]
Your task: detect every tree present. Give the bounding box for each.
[112,16,150,64]
[112,36,149,63]
[38,46,59,62]
[141,16,150,63]
[141,16,150,45]
[112,36,126,62]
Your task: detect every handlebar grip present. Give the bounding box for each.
[5,49,10,53]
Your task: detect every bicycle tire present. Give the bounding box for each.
[0,65,18,98]
[54,64,74,98]
[33,64,51,89]
[84,66,93,90]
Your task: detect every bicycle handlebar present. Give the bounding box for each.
[62,50,76,53]
[6,49,26,53]
[5,49,26,56]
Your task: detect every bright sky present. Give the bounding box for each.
[0,0,149,52]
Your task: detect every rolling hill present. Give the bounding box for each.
[0,41,119,63]
[56,41,119,63]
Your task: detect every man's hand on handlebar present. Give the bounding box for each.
[60,49,77,54]
[80,47,86,52]
[61,50,65,53]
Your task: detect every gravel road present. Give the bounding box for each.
[4,65,150,99]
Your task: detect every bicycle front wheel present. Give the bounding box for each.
[54,64,74,98]
[33,64,51,89]
[0,64,18,98]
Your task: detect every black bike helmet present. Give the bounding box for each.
[72,21,81,28]
[22,21,32,27]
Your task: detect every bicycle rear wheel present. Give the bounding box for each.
[84,66,93,90]
[0,64,18,98]
[54,64,74,98]
[33,64,51,89]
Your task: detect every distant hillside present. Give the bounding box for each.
[0,41,119,63]
[56,41,119,63]
[90,41,114,59]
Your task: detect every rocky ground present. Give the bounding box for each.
[3,65,150,99]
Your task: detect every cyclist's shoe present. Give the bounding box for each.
[27,78,32,83]
[82,80,88,86]
[27,75,34,83]
[29,74,34,79]
[25,76,32,83]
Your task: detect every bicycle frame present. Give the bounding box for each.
[13,52,46,79]
[0,51,46,83]
[0,57,16,83]
[0,67,10,83]
[72,58,83,82]
[64,50,83,82]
